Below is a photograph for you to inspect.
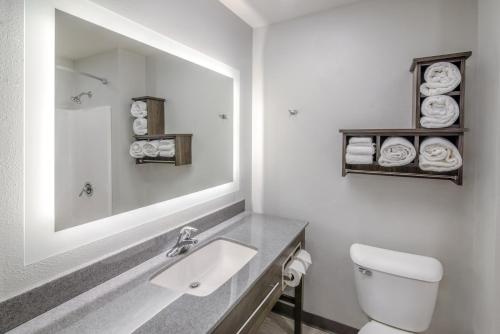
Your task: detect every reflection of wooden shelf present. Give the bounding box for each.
[340,129,466,185]
[134,134,192,166]
[132,96,166,135]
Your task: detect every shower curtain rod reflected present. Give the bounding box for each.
[56,65,109,85]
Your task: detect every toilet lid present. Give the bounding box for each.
[359,321,412,334]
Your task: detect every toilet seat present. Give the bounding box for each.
[359,321,413,334]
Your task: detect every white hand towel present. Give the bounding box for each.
[420,62,462,96]
[346,145,375,155]
[133,118,148,135]
[419,137,462,172]
[130,101,147,118]
[159,150,175,158]
[129,141,146,158]
[378,137,416,167]
[158,139,175,150]
[420,95,459,128]
[346,154,373,165]
[143,140,159,157]
[349,137,373,145]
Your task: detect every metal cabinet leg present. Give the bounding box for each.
[294,280,303,334]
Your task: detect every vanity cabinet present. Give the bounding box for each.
[212,231,305,334]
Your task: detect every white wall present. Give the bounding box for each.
[0,0,252,301]
[258,0,477,333]
[472,0,500,332]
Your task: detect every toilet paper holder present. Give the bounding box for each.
[282,242,302,290]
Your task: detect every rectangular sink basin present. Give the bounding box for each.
[150,239,257,296]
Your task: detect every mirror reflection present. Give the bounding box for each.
[54,10,233,231]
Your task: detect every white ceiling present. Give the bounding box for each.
[219,0,362,27]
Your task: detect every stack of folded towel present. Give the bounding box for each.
[419,137,462,172]
[378,137,416,167]
[420,95,459,128]
[345,137,375,164]
[420,62,462,97]
[129,139,175,158]
[131,101,148,135]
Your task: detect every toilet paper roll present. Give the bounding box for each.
[284,259,305,288]
[295,250,312,266]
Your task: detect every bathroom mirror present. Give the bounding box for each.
[53,10,234,231]
[26,0,240,264]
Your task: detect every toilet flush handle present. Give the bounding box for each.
[358,267,372,276]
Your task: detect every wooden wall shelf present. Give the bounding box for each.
[132,96,166,135]
[411,52,472,129]
[340,52,471,186]
[134,134,193,166]
[340,129,466,185]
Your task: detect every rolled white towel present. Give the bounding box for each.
[378,137,416,167]
[346,154,373,165]
[349,137,373,145]
[143,140,159,157]
[133,118,148,135]
[346,144,375,155]
[129,141,146,158]
[420,62,461,96]
[159,150,175,158]
[420,95,459,128]
[130,101,147,118]
[419,137,462,172]
[158,139,175,151]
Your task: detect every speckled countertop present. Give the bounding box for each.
[8,213,307,334]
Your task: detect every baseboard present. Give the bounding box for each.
[272,300,359,334]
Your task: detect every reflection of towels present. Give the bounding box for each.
[130,101,147,117]
[129,141,146,158]
[420,62,462,96]
[420,95,459,128]
[346,154,373,164]
[159,139,175,150]
[133,118,147,135]
[159,150,175,158]
[419,137,462,172]
[143,141,159,157]
[378,137,416,167]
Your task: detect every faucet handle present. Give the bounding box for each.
[180,226,198,238]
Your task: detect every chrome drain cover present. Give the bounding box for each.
[189,281,201,289]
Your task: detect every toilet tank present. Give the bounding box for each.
[350,244,443,333]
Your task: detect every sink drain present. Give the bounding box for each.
[189,281,201,289]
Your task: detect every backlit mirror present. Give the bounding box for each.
[54,10,234,231]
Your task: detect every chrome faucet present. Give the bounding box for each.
[166,226,199,257]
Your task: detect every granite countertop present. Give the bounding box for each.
[9,213,307,334]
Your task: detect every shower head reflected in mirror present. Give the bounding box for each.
[71,91,93,104]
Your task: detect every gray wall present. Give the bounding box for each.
[472,0,500,332]
[259,0,477,333]
[0,0,252,301]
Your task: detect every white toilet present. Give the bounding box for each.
[350,244,443,334]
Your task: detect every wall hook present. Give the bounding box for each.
[288,109,299,116]
[218,114,228,120]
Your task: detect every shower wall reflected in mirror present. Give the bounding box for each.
[54,10,234,231]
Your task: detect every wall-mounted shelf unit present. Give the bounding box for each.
[340,128,466,185]
[132,96,166,135]
[411,51,472,129]
[340,52,471,186]
[134,134,193,166]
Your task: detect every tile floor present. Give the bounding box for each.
[258,312,334,334]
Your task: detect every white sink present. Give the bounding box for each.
[150,239,257,296]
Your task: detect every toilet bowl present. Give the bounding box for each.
[350,244,443,334]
